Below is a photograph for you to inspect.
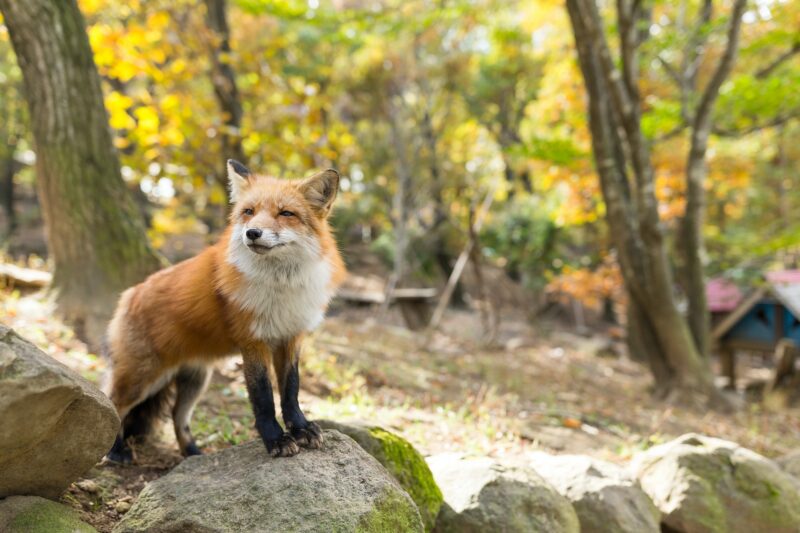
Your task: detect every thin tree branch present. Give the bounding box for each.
[653,123,688,143]
[684,0,713,89]
[712,113,799,137]
[657,55,683,87]
[756,42,800,79]
[617,0,640,103]
[691,0,747,136]
[574,0,634,125]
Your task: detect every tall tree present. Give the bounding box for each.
[0,34,24,236]
[204,0,246,196]
[0,0,161,345]
[565,0,746,401]
[654,0,749,358]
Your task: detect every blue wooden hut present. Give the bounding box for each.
[712,271,800,387]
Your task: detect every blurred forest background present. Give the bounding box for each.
[1,0,800,499]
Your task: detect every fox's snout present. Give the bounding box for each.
[240,225,292,254]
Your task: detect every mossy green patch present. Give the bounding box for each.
[356,487,424,533]
[318,420,443,531]
[367,427,443,531]
[4,497,97,533]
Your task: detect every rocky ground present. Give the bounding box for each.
[2,287,800,531]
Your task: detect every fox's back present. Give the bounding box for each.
[107,244,235,365]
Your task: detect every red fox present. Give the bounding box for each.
[104,160,346,462]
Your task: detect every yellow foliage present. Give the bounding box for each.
[105,91,135,130]
[134,106,160,134]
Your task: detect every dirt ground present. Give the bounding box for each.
[2,286,799,532]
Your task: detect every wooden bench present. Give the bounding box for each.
[336,287,438,330]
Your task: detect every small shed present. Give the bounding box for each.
[712,270,800,387]
[706,277,744,328]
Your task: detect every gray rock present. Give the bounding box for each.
[777,449,800,479]
[0,495,97,532]
[318,420,442,531]
[528,452,660,533]
[631,433,800,533]
[114,430,423,533]
[0,324,119,499]
[426,453,579,533]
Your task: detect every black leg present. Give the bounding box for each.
[243,352,299,457]
[276,344,323,449]
[173,365,211,457]
[106,433,133,464]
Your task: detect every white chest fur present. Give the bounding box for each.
[227,230,334,340]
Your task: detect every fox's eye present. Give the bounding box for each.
[242,208,255,216]
[279,210,295,217]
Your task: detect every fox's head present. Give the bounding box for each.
[226,159,339,261]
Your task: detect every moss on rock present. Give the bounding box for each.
[632,433,800,533]
[318,420,443,531]
[356,487,426,533]
[0,496,97,533]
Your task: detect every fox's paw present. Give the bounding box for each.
[105,449,133,465]
[105,435,134,465]
[266,433,300,458]
[183,441,203,457]
[291,421,324,449]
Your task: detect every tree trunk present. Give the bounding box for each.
[380,98,412,315]
[679,0,746,360]
[420,108,466,306]
[681,146,711,358]
[566,0,718,400]
[0,154,15,234]
[0,0,162,346]
[204,0,246,198]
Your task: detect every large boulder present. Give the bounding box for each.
[0,495,97,533]
[114,430,423,532]
[0,324,119,499]
[426,453,579,533]
[528,452,660,533]
[777,449,800,479]
[631,433,800,533]
[318,420,442,531]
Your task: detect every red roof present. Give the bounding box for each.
[706,278,743,313]
[765,270,800,285]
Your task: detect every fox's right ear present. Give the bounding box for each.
[227,159,251,202]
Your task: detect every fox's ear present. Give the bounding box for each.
[299,169,339,216]
[227,159,252,202]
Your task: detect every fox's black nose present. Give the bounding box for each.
[246,228,262,240]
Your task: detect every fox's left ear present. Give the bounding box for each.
[227,159,252,202]
[299,169,339,217]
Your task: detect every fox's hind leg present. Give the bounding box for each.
[105,359,173,464]
[172,365,211,457]
[273,337,323,449]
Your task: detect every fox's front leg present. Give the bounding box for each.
[242,347,299,457]
[273,337,323,449]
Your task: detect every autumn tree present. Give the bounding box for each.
[204,0,246,195]
[0,0,161,344]
[565,0,747,400]
[460,24,543,194]
[0,35,25,235]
